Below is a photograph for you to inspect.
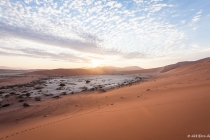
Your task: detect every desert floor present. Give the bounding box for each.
[0,61,210,140]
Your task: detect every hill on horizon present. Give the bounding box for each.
[1,57,210,76]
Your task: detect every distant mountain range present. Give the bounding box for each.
[1,57,210,76]
[94,66,143,71]
[23,66,143,76]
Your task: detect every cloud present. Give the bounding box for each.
[192,10,202,23]
[106,1,122,9]
[181,20,185,24]
[0,0,190,62]
[0,47,91,63]
[192,44,200,49]
[0,23,102,54]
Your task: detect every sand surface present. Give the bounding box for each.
[0,76,38,87]
[0,60,210,140]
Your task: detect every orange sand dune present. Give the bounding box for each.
[26,67,162,77]
[162,59,210,76]
[0,59,210,140]
[159,57,210,73]
[25,67,118,76]
[122,57,210,76]
[121,67,164,76]
[24,57,210,77]
[0,76,38,86]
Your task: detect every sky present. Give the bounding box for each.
[0,0,210,69]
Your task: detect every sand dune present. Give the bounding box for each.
[0,76,38,86]
[25,66,143,77]
[25,67,118,76]
[0,58,210,140]
[102,66,143,71]
[121,67,164,76]
[23,57,210,77]
[121,57,210,76]
[25,67,160,77]
[162,59,210,76]
[161,57,210,73]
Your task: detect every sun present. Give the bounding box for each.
[91,60,101,67]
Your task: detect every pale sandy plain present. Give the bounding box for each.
[0,59,210,140]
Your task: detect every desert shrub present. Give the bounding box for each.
[61,92,67,95]
[23,103,30,107]
[10,92,15,95]
[4,94,9,98]
[35,97,41,101]
[52,96,60,99]
[81,86,88,91]
[34,86,43,89]
[19,100,24,102]
[2,104,10,107]
[59,83,66,86]
[89,88,95,91]
[25,93,31,97]
[18,95,23,98]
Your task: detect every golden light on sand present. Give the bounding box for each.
[91,60,101,67]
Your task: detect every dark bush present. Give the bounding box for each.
[59,83,66,87]
[52,96,60,99]
[81,86,88,91]
[25,93,31,97]
[61,92,67,95]
[4,94,9,98]
[2,104,10,107]
[18,95,23,98]
[10,92,15,95]
[23,103,30,107]
[89,88,95,91]
[35,97,41,101]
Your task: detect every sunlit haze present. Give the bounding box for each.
[0,0,210,69]
[91,60,102,67]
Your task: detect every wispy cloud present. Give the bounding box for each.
[0,0,209,67]
[192,10,202,23]
[181,20,185,24]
